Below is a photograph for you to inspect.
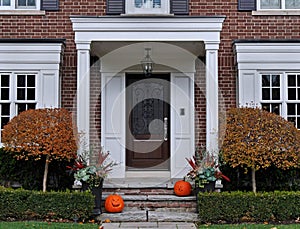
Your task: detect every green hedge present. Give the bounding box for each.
[198,191,300,223]
[0,187,94,221]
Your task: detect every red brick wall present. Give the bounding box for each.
[190,0,300,111]
[0,0,107,113]
[1,0,300,148]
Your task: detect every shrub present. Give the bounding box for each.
[198,191,300,224]
[0,148,74,191]
[2,108,78,192]
[221,107,300,193]
[221,164,300,192]
[0,187,94,221]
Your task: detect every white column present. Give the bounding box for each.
[76,42,91,151]
[205,42,219,153]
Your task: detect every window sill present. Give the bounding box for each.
[252,10,300,16]
[0,10,46,15]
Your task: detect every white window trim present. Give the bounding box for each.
[259,72,284,116]
[254,71,300,127]
[14,72,38,115]
[0,0,40,10]
[0,42,64,144]
[254,0,300,15]
[0,71,38,143]
[235,42,300,121]
[125,0,170,15]
[257,0,300,10]
[0,71,38,119]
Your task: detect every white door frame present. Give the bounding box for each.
[70,16,225,178]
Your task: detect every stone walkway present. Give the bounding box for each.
[101,222,197,229]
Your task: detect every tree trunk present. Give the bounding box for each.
[43,155,50,192]
[251,168,256,194]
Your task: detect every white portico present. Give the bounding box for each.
[70,16,225,179]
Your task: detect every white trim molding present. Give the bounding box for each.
[234,41,300,106]
[0,41,64,108]
[70,17,225,42]
[71,16,225,178]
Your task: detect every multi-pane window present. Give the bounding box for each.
[17,0,36,8]
[127,0,169,14]
[135,0,161,9]
[16,74,36,114]
[259,0,300,9]
[261,74,281,115]
[0,73,37,141]
[0,0,38,9]
[261,73,300,128]
[286,74,300,128]
[0,74,11,132]
[0,0,10,6]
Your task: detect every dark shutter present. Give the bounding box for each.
[106,0,125,15]
[238,0,256,11]
[170,0,189,15]
[41,0,59,10]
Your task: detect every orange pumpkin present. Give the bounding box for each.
[105,194,125,213]
[174,180,192,196]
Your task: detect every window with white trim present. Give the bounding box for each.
[126,0,170,14]
[0,73,37,141]
[260,73,300,128]
[259,0,300,10]
[0,0,40,10]
[261,74,281,115]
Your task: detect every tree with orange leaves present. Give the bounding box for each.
[221,107,300,193]
[2,108,78,192]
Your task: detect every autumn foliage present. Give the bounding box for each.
[2,108,78,192]
[221,107,300,193]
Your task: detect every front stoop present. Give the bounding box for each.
[98,210,198,222]
[101,222,197,229]
[97,189,198,222]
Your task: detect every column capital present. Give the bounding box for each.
[204,41,220,50]
[76,42,91,50]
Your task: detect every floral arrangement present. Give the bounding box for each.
[185,148,230,189]
[67,147,117,188]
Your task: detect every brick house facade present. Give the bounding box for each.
[1,0,300,180]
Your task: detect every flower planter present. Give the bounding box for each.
[82,178,104,215]
[194,180,216,194]
[201,181,216,192]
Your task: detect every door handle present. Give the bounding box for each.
[164,117,168,141]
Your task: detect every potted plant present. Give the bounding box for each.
[68,147,117,215]
[185,147,230,193]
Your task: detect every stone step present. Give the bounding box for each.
[102,193,196,201]
[97,209,199,222]
[99,183,198,222]
[102,193,197,212]
[102,188,175,195]
[103,178,181,189]
[148,209,199,222]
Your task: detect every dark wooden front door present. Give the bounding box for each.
[126,74,170,171]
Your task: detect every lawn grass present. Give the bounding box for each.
[198,224,300,229]
[0,221,99,229]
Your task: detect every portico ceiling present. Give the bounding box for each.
[90,41,205,58]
